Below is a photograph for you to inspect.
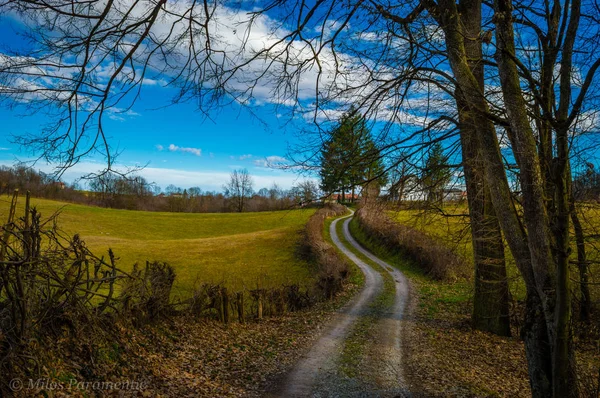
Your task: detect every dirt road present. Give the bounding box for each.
[276,212,411,397]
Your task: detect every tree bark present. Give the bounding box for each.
[570,196,591,323]
[457,0,510,337]
[493,1,577,395]
[428,0,556,394]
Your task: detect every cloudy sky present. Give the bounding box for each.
[0,5,327,192]
[0,84,309,191]
[0,1,448,192]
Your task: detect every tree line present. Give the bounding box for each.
[0,165,319,213]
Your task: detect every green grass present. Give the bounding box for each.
[0,196,316,295]
[388,205,530,300]
[390,202,600,304]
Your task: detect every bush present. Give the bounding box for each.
[302,203,350,299]
[355,204,468,281]
[121,261,176,323]
[0,191,129,390]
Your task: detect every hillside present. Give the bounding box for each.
[0,196,316,294]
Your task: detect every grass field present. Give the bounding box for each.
[388,202,600,303]
[0,196,316,295]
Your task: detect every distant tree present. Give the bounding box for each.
[165,184,182,196]
[268,184,283,201]
[224,169,254,212]
[88,172,152,209]
[360,135,387,200]
[573,163,600,201]
[387,156,411,204]
[188,187,202,197]
[294,180,319,204]
[422,143,451,204]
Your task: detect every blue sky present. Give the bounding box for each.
[0,92,310,191]
[0,10,322,192]
[1,1,599,194]
[0,1,465,192]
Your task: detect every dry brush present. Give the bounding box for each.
[355,204,469,281]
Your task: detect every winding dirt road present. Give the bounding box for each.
[275,212,411,397]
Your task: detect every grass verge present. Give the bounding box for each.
[0,197,316,294]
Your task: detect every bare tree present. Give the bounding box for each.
[224,168,253,212]
[295,180,319,205]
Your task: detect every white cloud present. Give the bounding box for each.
[0,0,452,141]
[155,144,164,151]
[168,144,201,157]
[108,114,125,122]
[253,155,288,168]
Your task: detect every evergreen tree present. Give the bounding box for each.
[320,108,387,202]
[422,142,451,204]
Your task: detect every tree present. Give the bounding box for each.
[359,133,388,201]
[224,169,253,212]
[188,187,202,197]
[320,109,386,202]
[257,188,270,198]
[294,180,319,204]
[319,112,354,201]
[165,185,182,196]
[421,142,451,204]
[1,1,599,394]
[419,0,596,393]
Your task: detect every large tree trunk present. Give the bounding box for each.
[429,1,557,395]
[571,196,591,323]
[494,1,577,395]
[457,0,510,337]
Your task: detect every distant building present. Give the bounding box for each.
[325,192,361,203]
[442,188,467,201]
[398,176,427,201]
[397,177,466,202]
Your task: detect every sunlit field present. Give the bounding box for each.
[389,201,600,303]
[0,196,316,295]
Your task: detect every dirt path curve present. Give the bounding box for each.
[274,212,410,397]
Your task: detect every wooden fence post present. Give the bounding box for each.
[219,289,225,322]
[237,292,245,324]
[257,290,263,320]
[0,189,19,262]
[280,289,287,315]
[222,287,229,324]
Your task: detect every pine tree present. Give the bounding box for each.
[320,108,387,202]
[422,142,451,204]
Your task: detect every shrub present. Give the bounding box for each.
[355,204,468,281]
[302,203,350,299]
[0,191,128,389]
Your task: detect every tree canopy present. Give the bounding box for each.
[320,109,386,200]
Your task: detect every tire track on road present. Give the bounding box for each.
[276,212,410,397]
